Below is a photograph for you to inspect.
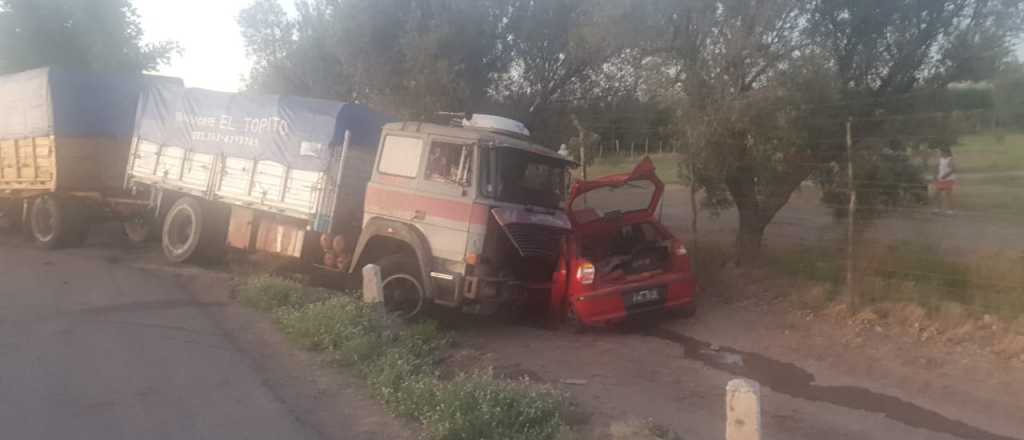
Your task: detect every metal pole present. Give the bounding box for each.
[846,117,857,306]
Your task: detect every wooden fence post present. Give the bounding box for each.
[846,117,857,307]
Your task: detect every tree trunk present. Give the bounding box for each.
[735,211,768,266]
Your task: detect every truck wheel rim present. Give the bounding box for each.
[32,199,57,242]
[382,274,424,319]
[166,210,194,255]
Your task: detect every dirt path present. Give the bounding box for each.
[0,230,412,440]
[458,291,1024,440]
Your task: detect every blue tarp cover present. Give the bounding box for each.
[133,84,387,172]
[0,67,162,140]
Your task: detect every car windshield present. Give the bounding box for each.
[482,147,567,209]
[570,180,656,223]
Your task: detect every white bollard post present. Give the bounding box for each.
[362,264,383,304]
[726,379,763,440]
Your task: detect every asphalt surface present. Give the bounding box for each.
[0,238,321,440]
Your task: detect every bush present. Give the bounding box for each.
[249,278,570,440]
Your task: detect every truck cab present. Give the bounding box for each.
[349,115,574,317]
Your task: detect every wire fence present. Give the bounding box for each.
[576,110,1024,319]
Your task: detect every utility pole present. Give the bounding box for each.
[846,117,857,306]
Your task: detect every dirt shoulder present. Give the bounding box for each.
[456,282,1024,440]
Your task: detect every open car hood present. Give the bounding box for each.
[568,157,665,226]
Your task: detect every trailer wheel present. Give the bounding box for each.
[29,196,85,249]
[122,218,155,246]
[377,255,426,319]
[0,200,21,232]
[161,197,228,264]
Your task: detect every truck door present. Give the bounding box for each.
[417,136,475,264]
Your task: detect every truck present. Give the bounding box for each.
[127,82,577,317]
[0,68,181,246]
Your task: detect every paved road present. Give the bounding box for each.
[0,239,321,440]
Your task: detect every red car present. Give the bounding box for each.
[549,158,697,328]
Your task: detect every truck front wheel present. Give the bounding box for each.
[29,195,85,249]
[161,197,228,264]
[377,255,426,319]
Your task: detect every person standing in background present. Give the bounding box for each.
[933,147,957,214]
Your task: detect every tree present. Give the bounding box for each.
[994,63,1024,131]
[240,0,516,117]
[0,0,177,74]
[641,0,1022,264]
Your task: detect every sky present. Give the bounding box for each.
[135,1,1022,93]
[134,0,294,93]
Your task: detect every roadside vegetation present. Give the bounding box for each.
[237,277,573,440]
[767,242,1024,320]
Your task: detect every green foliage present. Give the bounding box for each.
[0,0,177,74]
[238,276,326,312]
[251,279,569,440]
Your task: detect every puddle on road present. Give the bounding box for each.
[649,328,1019,440]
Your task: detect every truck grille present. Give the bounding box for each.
[502,224,565,259]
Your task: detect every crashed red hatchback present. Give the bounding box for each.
[550,158,697,328]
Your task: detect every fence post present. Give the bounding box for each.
[846,117,857,307]
[726,379,763,440]
[362,264,384,304]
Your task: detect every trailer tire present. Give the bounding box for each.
[161,197,228,264]
[122,218,156,246]
[377,254,426,319]
[28,195,86,249]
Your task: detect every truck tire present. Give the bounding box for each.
[28,195,86,249]
[377,254,426,319]
[161,197,229,264]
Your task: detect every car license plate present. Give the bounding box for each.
[630,288,663,304]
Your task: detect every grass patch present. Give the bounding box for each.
[238,275,328,312]
[244,279,571,440]
[586,154,685,184]
[952,173,1024,221]
[954,132,1024,174]
[768,242,1024,320]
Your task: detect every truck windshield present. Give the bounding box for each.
[482,147,567,210]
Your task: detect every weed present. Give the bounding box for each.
[238,276,310,311]
[250,279,571,440]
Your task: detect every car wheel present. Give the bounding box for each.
[377,255,426,319]
[676,302,697,319]
[563,299,586,333]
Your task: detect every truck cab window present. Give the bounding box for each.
[426,141,473,187]
[378,135,423,178]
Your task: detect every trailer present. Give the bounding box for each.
[0,68,181,247]
[126,83,389,264]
